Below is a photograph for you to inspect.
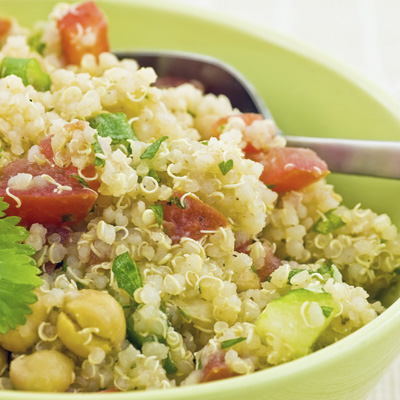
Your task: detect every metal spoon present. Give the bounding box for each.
[116,50,400,179]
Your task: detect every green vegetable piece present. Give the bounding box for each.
[218,159,234,176]
[0,198,42,334]
[168,196,186,209]
[112,252,143,299]
[88,113,138,153]
[28,32,46,55]
[317,260,334,277]
[313,209,345,235]
[126,313,166,349]
[321,306,333,318]
[196,357,202,370]
[288,268,313,284]
[163,354,178,375]
[178,307,191,321]
[147,169,160,182]
[255,289,337,358]
[221,337,246,349]
[92,135,105,167]
[0,57,51,92]
[70,174,89,188]
[140,136,168,160]
[149,204,163,228]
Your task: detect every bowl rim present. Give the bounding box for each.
[2,0,400,397]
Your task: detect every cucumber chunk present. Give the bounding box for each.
[256,289,337,358]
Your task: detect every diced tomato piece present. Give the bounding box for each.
[0,159,97,226]
[46,225,73,244]
[0,17,11,38]
[211,113,262,141]
[57,1,109,65]
[235,241,281,282]
[39,136,100,191]
[161,192,229,244]
[201,352,237,383]
[249,147,329,193]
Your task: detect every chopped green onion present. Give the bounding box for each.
[221,337,246,349]
[313,209,345,235]
[70,174,89,188]
[218,159,233,176]
[147,169,160,182]
[140,136,168,160]
[321,306,333,318]
[112,252,143,299]
[88,113,138,153]
[149,204,163,228]
[28,32,46,55]
[0,57,51,92]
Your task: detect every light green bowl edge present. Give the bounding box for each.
[0,0,399,399]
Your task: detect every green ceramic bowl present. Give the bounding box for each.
[1,1,400,399]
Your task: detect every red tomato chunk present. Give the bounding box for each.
[0,18,11,38]
[57,1,109,65]
[0,159,97,226]
[249,147,329,193]
[201,352,237,383]
[161,192,229,244]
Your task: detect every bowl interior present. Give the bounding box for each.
[1,1,400,399]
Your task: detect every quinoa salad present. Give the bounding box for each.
[0,1,399,393]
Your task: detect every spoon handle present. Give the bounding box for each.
[286,136,400,179]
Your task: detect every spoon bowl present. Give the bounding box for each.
[116,50,400,179]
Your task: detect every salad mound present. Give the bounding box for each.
[0,1,398,393]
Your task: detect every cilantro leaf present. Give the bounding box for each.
[218,159,234,176]
[89,113,138,154]
[221,337,246,349]
[70,174,89,188]
[313,209,345,235]
[112,252,143,298]
[149,204,163,227]
[140,136,168,160]
[0,198,42,334]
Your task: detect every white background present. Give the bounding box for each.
[170,1,400,399]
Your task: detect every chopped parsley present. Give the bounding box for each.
[149,204,163,228]
[288,268,313,284]
[317,260,334,277]
[140,136,168,160]
[0,198,42,334]
[200,140,208,146]
[70,174,89,188]
[112,252,143,299]
[92,135,105,167]
[221,337,246,349]
[76,282,85,290]
[321,306,333,318]
[163,354,178,375]
[313,209,345,235]
[147,169,160,182]
[168,196,186,209]
[218,159,234,176]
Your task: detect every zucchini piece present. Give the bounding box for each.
[256,288,337,358]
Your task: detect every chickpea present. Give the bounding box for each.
[57,289,126,358]
[10,350,74,392]
[0,290,48,353]
[0,347,8,375]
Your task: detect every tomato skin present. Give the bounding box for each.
[39,136,100,191]
[0,18,11,38]
[57,1,109,65]
[161,192,229,244]
[0,159,97,226]
[235,241,281,282]
[211,113,262,139]
[201,352,237,383]
[249,147,329,193]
